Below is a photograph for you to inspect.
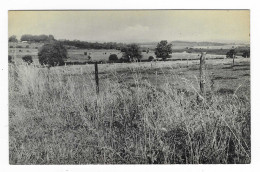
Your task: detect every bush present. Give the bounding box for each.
[109,54,118,62]
[22,55,33,65]
[16,46,23,48]
[148,56,154,61]
[9,45,14,48]
[25,45,30,48]
[38,42,68,67]
[84,52,88,55]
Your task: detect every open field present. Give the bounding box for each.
[8,47,228,65]
[9,58,250,164]
[8,42,248,65]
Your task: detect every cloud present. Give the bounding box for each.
[9,11,249,43]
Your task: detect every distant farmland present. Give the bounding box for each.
[8,42,245,65]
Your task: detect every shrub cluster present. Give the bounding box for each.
[22,55,33,65]
[109,54,118,62]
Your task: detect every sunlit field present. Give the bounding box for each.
[9,57,250,164]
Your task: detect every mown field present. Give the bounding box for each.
[9,57,250,164]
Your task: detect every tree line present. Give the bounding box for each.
[9,35,128,50]
[59,40,127,50]
[21,34,55,42]
[9,34,55,43]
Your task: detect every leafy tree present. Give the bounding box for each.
[242,50,250,58]
[109,54,118,62]
[122,44,142,62]
[155,40,173,61]
[9,35,18,42]
[38,42,68,67]
[22,55,33,65]
[226,49,236,58]
[226,49,237,67]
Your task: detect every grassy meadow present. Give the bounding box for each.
[9,57,250,164]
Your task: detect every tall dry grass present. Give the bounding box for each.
[9,63,250,164]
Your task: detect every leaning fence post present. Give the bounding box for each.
[94,62,99,95]
[200,52,207,98]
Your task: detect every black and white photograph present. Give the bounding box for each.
[7,9,251,165]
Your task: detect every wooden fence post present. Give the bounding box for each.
[200,52,207,97]
[155,71,158,86]
[232,54,235,67]
[94,62,99,95]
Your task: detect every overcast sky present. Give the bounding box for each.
[8,10,250,43]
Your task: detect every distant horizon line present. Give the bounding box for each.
[56,38,250,45]
[10,34,249,45]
